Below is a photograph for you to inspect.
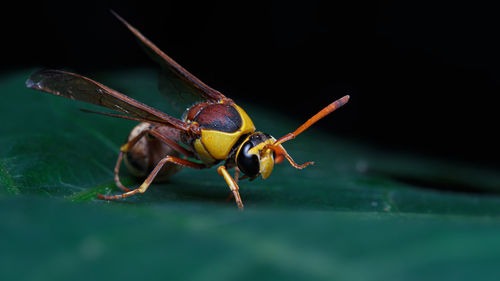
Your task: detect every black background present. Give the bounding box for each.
[4,0,499,170]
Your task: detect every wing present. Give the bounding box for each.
[26,69,190,131]
[111,11,230,109]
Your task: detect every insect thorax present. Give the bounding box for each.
[183,102,256,165]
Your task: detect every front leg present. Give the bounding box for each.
[217,166,244,210]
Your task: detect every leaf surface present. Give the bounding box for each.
[1,69,500,281]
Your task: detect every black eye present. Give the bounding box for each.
[237,141,260,177]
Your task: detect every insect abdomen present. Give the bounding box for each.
[124,122,182,182]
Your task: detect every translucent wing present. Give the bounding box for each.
[26,69,190,131]
[112,11,230,114]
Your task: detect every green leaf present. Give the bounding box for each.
[1,69,500,281]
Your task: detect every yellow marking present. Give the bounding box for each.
[120,143,130,152]
[235,104,256,133]
[235,134,251,161]
[194,138,217,164]
[138,183,149,193]
[248,139,275,179]
[199,104,256,160]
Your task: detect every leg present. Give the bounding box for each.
[114,129,151,192]
[114,126,194,192]
[225,167,240,202]
[217,166,244,210]
[114,151,129,191]
[234,167,240,186]
[99,156,205,200]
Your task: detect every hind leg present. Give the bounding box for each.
[99,156,204,200]
[111,125,194,193]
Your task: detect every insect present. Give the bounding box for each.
[26,12,349,210]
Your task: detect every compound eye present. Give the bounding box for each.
[237,141,260,178]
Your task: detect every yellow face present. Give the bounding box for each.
[235,133,276,179]
[247,139,275,179]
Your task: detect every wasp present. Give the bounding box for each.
[26,12,349,210]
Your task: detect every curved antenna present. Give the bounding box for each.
[275,95,350,146]
[268,95,350,169]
